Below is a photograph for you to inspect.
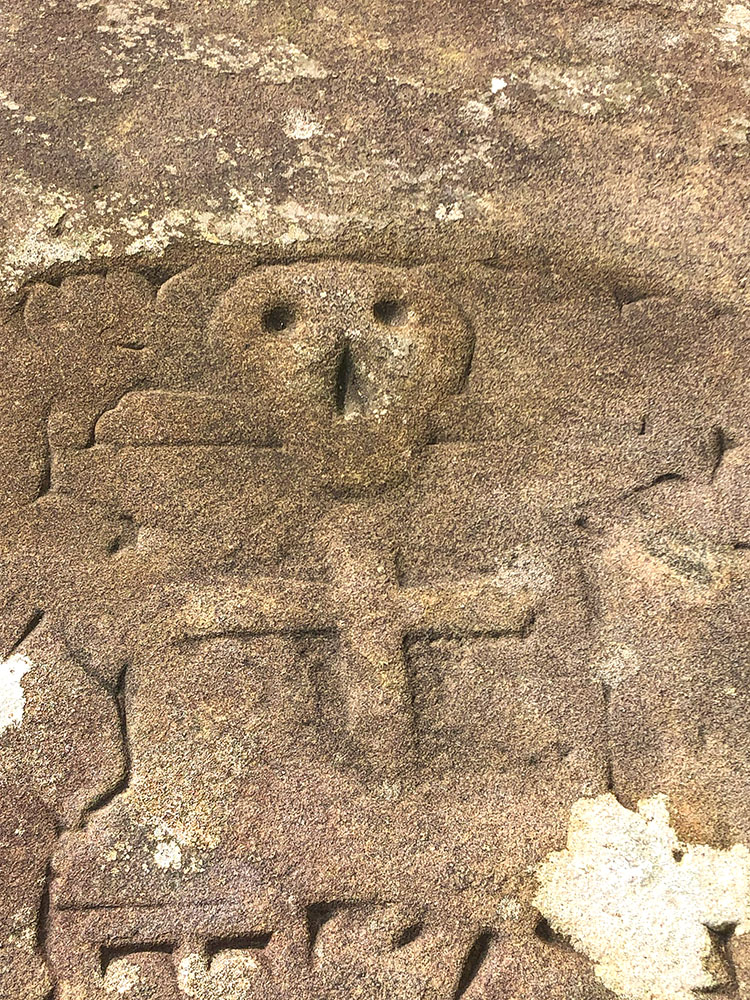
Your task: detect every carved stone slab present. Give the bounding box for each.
[0,257,747,999]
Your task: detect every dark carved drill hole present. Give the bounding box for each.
[335,341,355,414]
[262,304,295,333]
[335,340,366,415]
[373,298,407,325]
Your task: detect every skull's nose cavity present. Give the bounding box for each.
[335,338,366,417]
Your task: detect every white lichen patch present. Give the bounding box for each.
[0,171,371,289]
[0,654,33,736]
[178,950,264,1000]
[591,642,640,688]
[2,173,109,289]
[283,110,324,140]
[150,820,186,870]
[139,812,219,874]
[521,62,686,117]
[256,39,327,83]
[5,904,37,954]
[92,1,327,82]
[103,957,141,994]
[717,3,750,43]
[535,793,750,1000]
[153,838,182,870]
[461,99,493,127]
[0,89,20,112]
[435,202,464,222]
[497,895,521,920]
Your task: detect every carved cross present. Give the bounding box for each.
[173,537,536,776]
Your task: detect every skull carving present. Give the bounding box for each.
[206,263,474,490]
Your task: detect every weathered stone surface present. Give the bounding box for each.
[1,0,750,301]
[0,3,748,999]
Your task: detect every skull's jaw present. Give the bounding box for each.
[281,409,435,496]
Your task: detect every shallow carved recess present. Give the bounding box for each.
[0,253,747,1000]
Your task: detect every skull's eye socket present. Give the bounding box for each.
[373,298,407,325]
[261,305,295,332]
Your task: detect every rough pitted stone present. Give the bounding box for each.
[0,4,748,1000]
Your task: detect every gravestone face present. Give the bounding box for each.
[1,253,747,1000]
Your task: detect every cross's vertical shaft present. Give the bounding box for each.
[324,516,416,779]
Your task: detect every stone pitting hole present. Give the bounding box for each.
[373,297,407,325]
[262,304,295,333]
[533,916,572,949]
[394,920,424,949]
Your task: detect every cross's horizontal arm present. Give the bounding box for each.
[166,581,331,641]
[403,581,535,640]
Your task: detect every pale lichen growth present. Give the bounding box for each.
[0,173,367,290]
[91,0,327,82]
[521,62,687,117]
[283,110,324,140]
[178,949,264,1000]
[102,957,141,994]
[497,895,522,920]
[0,654,33,736]
[461,100,494,127]
[535,793,750,1000]
[1,173,111,288]
[149,819,189,870]
[590,642,640,688]
[717,3,750,44]
[435,202,464,222]
[152,838,182,870]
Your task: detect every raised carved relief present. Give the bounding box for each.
[0,257,746,999]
